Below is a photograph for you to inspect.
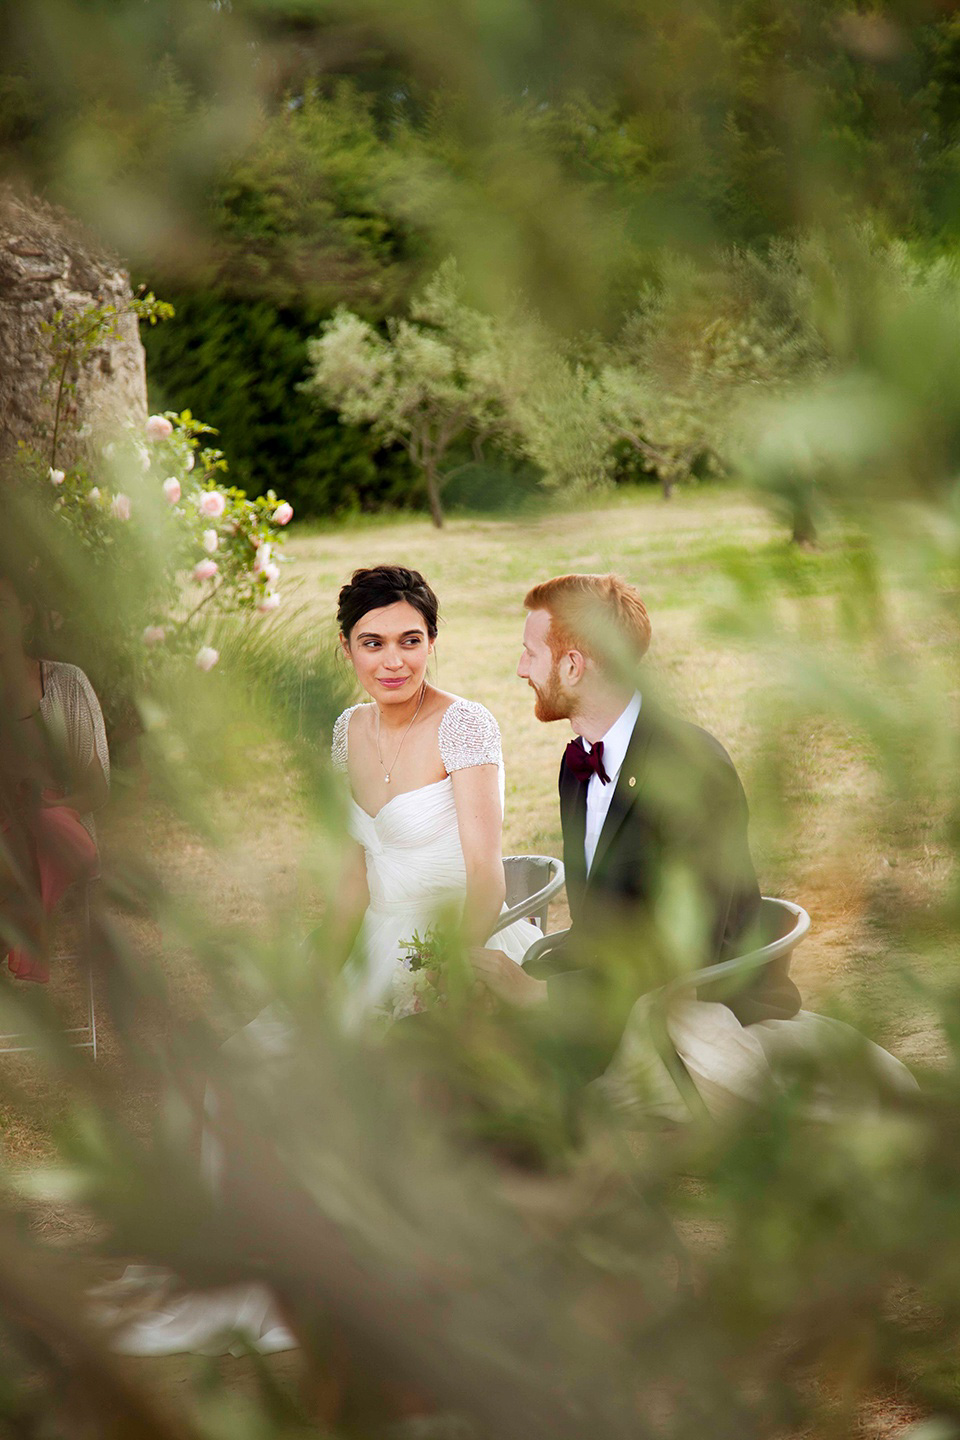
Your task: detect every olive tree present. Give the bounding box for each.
[304,261,519,527]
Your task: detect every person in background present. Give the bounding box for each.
[0,572,109,982]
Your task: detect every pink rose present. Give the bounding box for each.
[272,502,293,526]
[162,476,181,505]
[49,468,65,486]
[192,559,219,582]
[260,561,280,585]
[142,625,166,647]
[202,528,219,554]
[199,490,226,519]
[253,541,272,569]
[257,591,281,614]
[87,487,101,504]
[146,414,174,442]
[111,493,132,521]
[195,646,219,672]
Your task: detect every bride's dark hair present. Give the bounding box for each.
[337,565,440,641]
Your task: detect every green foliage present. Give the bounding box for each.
[10,284,297,734]
[207,83,428,312]
[135,83,432,518]
[39,301,127,472]
[594,240,829,499]
[11,4,960,1436]
[305,260,527,525]
[141,291,417,519]
[54,15,960,522]
[10,409,295,737]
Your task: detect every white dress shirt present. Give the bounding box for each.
[581,692,642,875]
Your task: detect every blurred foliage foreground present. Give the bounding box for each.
[6,0,960,1432]
[2,370,960,1440]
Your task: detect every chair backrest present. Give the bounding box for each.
[663,895,810,1001]
[489,856,565,938]
[519,896,810,989]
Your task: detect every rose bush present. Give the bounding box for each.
[10,408,295,736]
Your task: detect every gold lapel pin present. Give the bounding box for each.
[628,775,636,787]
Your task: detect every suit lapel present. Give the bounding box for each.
[587,705,656,881]
[559,756,588,913]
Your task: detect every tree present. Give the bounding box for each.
[304,261,516,527]
[596,243,828,503]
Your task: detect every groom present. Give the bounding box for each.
[472,572,801,1071]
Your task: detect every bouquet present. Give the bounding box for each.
[391,927,449,1018]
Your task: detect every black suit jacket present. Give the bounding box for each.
[536,699,801,1074]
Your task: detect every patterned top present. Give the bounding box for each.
[39,660,110,841]
[332,696,502,775]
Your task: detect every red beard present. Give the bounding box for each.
[529,667,572,723]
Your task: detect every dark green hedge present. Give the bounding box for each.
[141,292,418,518]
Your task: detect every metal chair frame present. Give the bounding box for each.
[0,877,98,1059]
[300,855,566,960]
[521,896,811,1119]
[489,855,566,941]
[522,895,808,986]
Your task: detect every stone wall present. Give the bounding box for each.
[0,187,147,469]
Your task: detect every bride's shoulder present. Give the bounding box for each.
[331,702,371,772]
[436,695,502,773]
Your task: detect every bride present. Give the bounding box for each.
[331,563,539,1021]
[95,564,540,1356]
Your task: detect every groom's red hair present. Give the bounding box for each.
[524,573,652,664]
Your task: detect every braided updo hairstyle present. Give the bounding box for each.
[337,565,440,642]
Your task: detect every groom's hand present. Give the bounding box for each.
[468,948,548,1009]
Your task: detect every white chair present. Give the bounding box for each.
[0,877,99,1059]
[489,856,565,944]
[521,896,811,1117]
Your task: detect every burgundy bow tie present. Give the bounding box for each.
[564,738,611,785]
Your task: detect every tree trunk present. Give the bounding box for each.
[790,495,817,547]
[424,466,444,528]
[661,473,673,500]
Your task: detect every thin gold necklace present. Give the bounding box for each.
[375,683,426,784]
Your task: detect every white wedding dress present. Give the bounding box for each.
[95,697,540,1357]
[336,698,540,1021]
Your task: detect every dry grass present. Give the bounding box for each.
[278,488,952,1065]
[36,483,941,1075]
[10,483,951,1151]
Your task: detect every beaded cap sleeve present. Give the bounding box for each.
[438,698,502,774]
[332,704,364,773]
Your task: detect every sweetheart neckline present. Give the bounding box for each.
[350,776,452,823]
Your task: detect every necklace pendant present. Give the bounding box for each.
[384,774,391,784]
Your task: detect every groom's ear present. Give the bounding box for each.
[563,648,587,685]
